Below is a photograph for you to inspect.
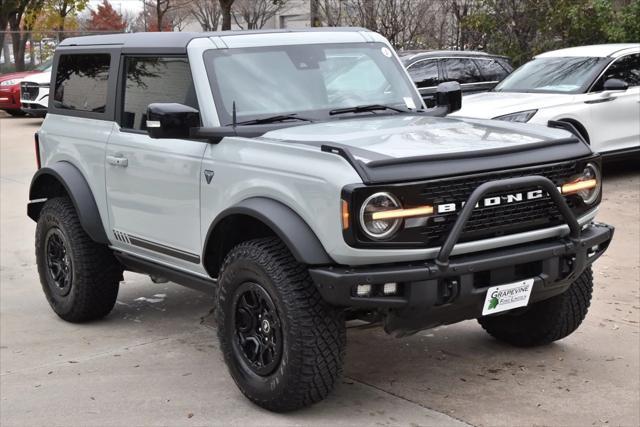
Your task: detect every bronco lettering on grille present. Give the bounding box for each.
[435,188,562,214]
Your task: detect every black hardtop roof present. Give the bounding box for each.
[59,28,371,51]
[398,50,510,61]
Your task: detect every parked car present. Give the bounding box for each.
[0,61,51,116]
[452,44,640,156]
[399,50,513,106]
[20,67,52,117]
[28,30,612,412]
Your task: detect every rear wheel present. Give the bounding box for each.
[36,197,122,322]
[478,268,593,347]
[216,237,346,412]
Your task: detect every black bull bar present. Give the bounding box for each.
[434,175,583,280]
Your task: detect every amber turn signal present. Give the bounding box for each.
[341,200,350,230]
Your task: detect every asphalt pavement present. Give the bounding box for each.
[1,113,638,426]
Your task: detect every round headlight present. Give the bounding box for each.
[359,192,402,240]
[579,163,601,204]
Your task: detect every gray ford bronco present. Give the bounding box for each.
[28,29,614,411]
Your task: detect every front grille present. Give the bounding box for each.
[20,82,39,101]
[347,159,593,248]
[418,162,580,245]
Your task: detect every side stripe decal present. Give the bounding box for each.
[113,230,200,264]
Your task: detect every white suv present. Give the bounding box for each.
[452,44,640,156]
[20,67,51,117]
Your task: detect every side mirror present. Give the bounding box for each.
[146,103,200,139]
[603,78,628,91]
[435,81,462,114]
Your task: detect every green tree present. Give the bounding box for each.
[35,0,88,38]
[463,0,640,66]
[606,0,640,42]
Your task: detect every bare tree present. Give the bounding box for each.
[232,0,290,30]
[442,0,477,50]
[219,0,234,30]
[140,0,190,31]
[153,0,171,31]
[316,0,345,26]
[190,0,221,31]
[6,0,43,70]
[310,0,320,27]
[341,0,439,50]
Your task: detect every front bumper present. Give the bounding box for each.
[20,103,47,117]
[310,222,613,333]
[309,175,614,334]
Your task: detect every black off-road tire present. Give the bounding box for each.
[216,237,346,412]
[478,268,593,347]
[35,197,122,322]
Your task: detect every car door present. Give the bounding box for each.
[406,58,440,107]
[440,58,484,94]
[586,53,640,153]
[105,55,207,271]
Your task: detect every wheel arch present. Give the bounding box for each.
[202,197,333,278]
[28,161,109,244]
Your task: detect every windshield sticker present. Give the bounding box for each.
[403,97,416,109]
[381,47,392,58]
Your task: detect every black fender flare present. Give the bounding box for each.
[203,197,333,267]
[28,161,109,244]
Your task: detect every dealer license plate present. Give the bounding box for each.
[482,279,534,316]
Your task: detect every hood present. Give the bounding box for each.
[263,115,573,162]
[0,70,36,83]
[451,91,576,119]
[20,70,51,84]
[261,115,590,184]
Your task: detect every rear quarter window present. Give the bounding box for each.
[53,54,111,113]
[474,58,511,81]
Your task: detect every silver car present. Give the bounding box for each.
[27,29,613,412]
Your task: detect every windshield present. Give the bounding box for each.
[204,43,423,125]
[494,57,608,94]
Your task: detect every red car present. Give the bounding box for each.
[0,61,51,116]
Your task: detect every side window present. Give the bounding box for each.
[592,54,640,91]
[121,56,197,131]
[53,54,110,113]
[474,58,510,82]
[407,59,439,88]
[441,58,482,84]
[497,58,514,73]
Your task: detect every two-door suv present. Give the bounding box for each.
[28,29,613,412]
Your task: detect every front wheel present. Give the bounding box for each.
[5,109,26,117]
[216,237,346,412]
[478,268,593,347]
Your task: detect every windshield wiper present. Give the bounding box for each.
[234,113,313,126]
[329,104,407,116]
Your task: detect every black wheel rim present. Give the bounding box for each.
[232,282,283,376]
[44,227,72,297]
